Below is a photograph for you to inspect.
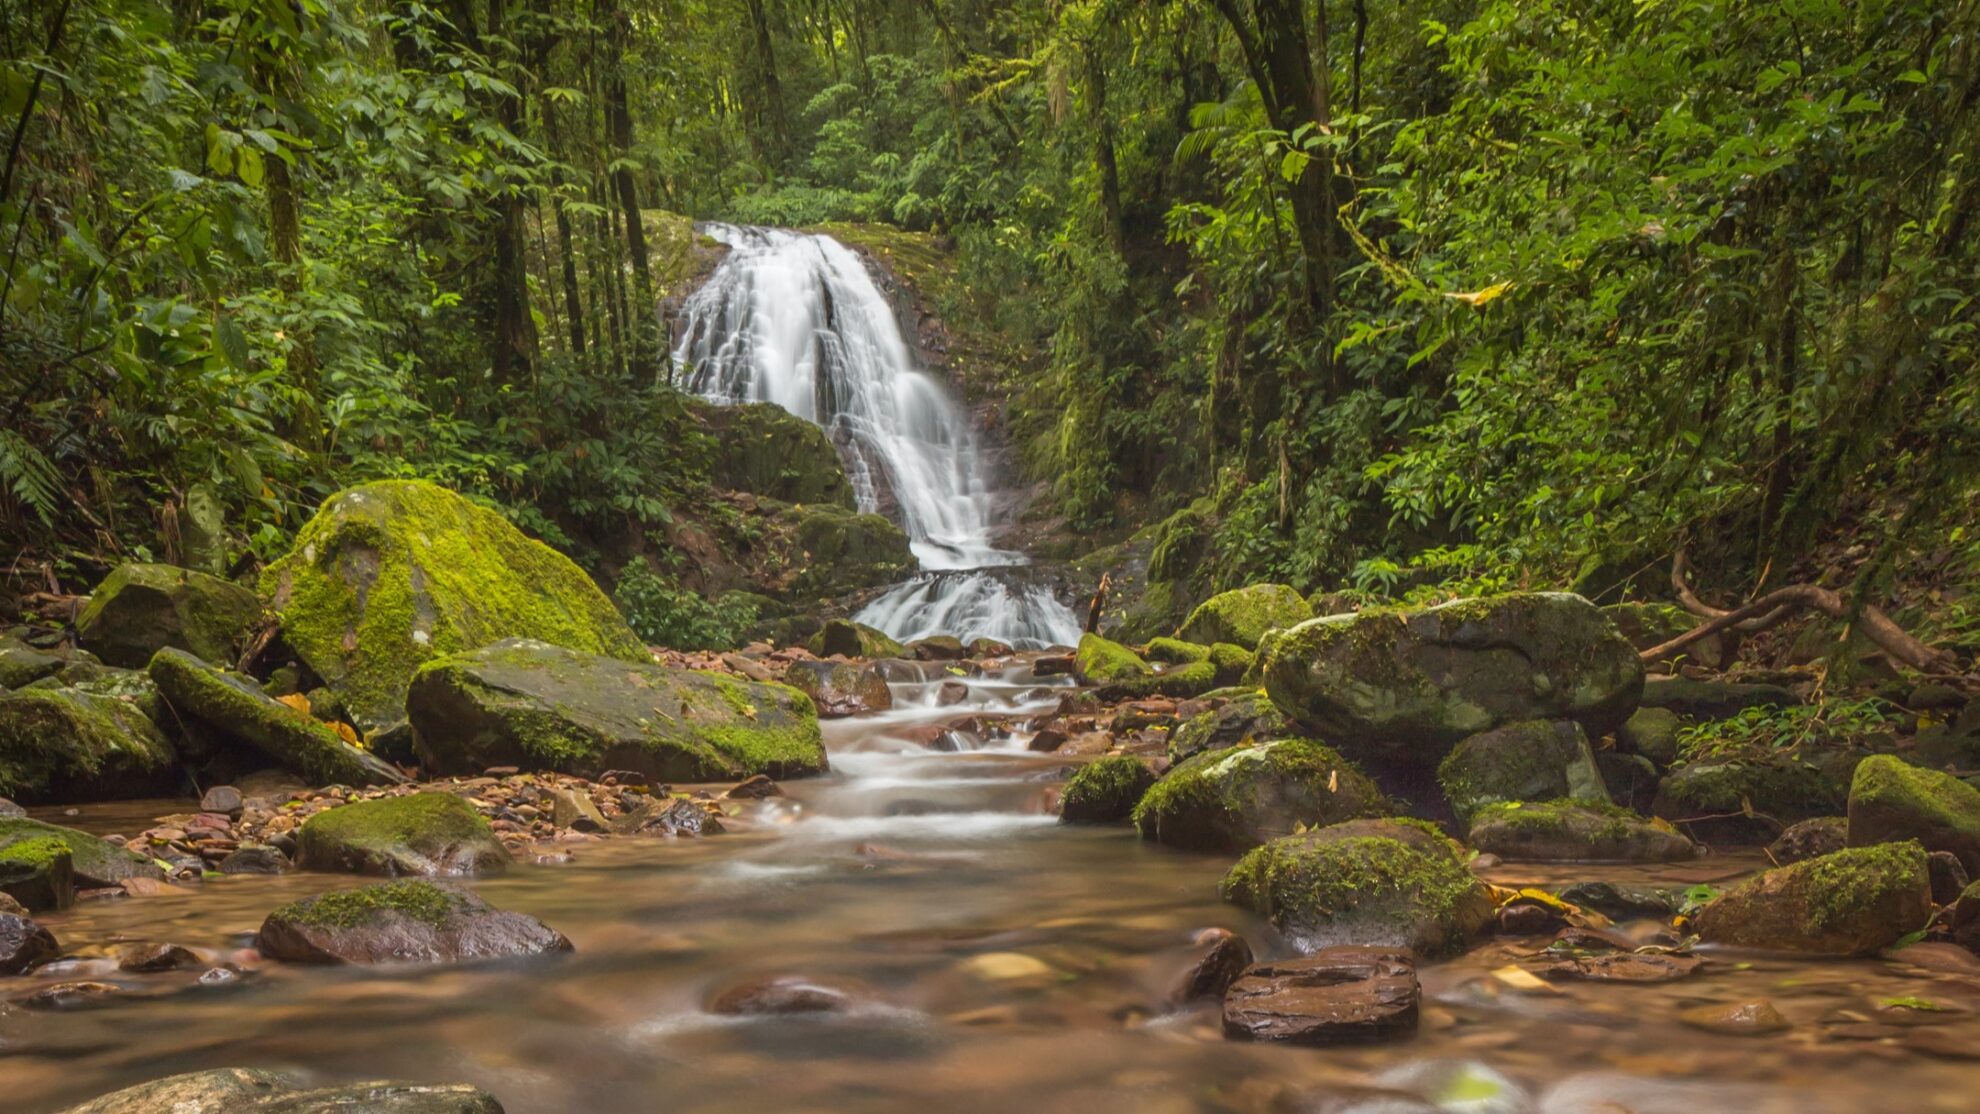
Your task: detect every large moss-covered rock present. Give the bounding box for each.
[1436,719,1608,824]
[1178,584,1313,650]
[1060,755,1157,823]
[1221,832,1494,958]
[0,817,162,892]
[255,880,570,966]
[1693,841,1932,955]
[407,639,826,781]
[1133,740,1389,853]
[297,792,509,876]
[0,687,179,802]
[1074,631,1151,685]
[73,563,262,670]
[1262,593,1643,763]
[699,400,857,507]
[1847,755,1980,875]
[1652,752,1846,843]
[60,1069,504,1114]
[0,835,73,910]
[789,503,914,596]
[1466,800,1697,863]
[807,618,906,659]
[260,480,646,729]
[1169,691,1294,765]
[1617,706,1682,767]
[149,648,404,787]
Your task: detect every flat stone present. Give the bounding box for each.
[255,880,571,966]
[200,785,245,816]
[549,787,609,832]
[1222,947,1420,1045]
[1537,952,1701,984]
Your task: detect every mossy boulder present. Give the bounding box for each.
[1100,658,1220,700]
[0,817,162,896]
[783,659,892,717]
[1602,601,1730,672]
[1847,755,1980,875]
[1221,832,1494,958]
[1179,583,1313,650]
[1169,691,1294,765]
[1262,593,1644,764]
[260,480,646,730]
[148,648,405,787]
[788,504,914,596]
[1466,800,1697,863]
[1617,706,1682,767]
[1207,643,1254,685]
[0,835,74,910]
[1436,720,1609,824]
[808,618,907,659]
[0,638,78,689]
[73,563,262,670]
[1145,637,1210,664]
[0,687,179,803]
[296,792,509,876]
[255,880,571,965]
[1132,739,1390,853]
[1074,631,1151,685]
[1693,841,1932,955]
[1060,755,1157,823]
[699,399,857,508]
[907,635,968,661]
[407,639,826,781]
[58,1069,505,1114]
[1652,752,1846,843]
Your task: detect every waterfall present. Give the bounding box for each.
[671,224,1082,649]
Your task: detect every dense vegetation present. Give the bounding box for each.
[4,0,1976,650]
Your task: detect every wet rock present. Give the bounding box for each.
[1551,881,1680,921]
[1693,841,1932,955]
[1846,754,1980,875]
[1031,653,1074,677]
[1769,816,1847,864]
[59,1069,505,1114]
[1222,831,1493,958]
[1026,726,1069,753]
[1262,592,1644,763]
[1678,999,1790,1036]
[1,817,161,895]
[1652,752,1845,843]
[115,941,200,972]
[1059,756,1156,824]
[807,619,906,660]
[548,787,609,832]
[935,680,970,706]
[1074,632,1152,685]
[1466,800,1697,863]
[1437,719,1610,823]
[1222,947,1419,1045]
[614,796,723,836]
[1928,851,1970,905]
[74,563,263,670]
[967,637,1012,658]
[701,399,857,507]
[1616,706,1682,767]
[0,640,69,689]
[784,659,893,717]
[0,831,75,911]
[1167,691,1292,765]
[0,911,58,973]
[1179,584,1312,651]
[296,791,510,877]
[14,980,122,1009]
[1133,740,1389,853]
[706,974,866,1015]
[1496,901,1561,935]
[908,635,968,661]
[1537,952,1701,983]
[149,648,405,787]
[727,774,781,799]
[1169,927,1253,1006]
[218,843,290,874]
[0,686,181,804]
[201,784,245,816]
[408,639,826,781]
[1639,677,1799,720]
[255,880,572,965]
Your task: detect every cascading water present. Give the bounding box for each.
[671,224,1082,648]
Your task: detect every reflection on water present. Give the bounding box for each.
[7,668,1980,1113]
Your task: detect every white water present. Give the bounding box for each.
[671,224,1081,649]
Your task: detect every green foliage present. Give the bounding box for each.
[1677,696,1903,763]
[614,561,759,652]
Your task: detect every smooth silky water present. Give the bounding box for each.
[9,667,1980,1113]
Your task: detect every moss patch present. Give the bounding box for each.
[270,880,466,930]
[1178,583,1312,651]
[74,562,263,669]
[1144,637,1210,664]
[1220,833,1490,958]
[1060,756,1156,824]
[0,686,178,802]
[296,791,508,876]
[1133,739,1389,852]
[0,816,162,885]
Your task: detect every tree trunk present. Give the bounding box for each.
[487,0,538,386]
[604,0,656,376]
[742,0,792,165]
[1083,42,1124,254]
[541,100,587,363]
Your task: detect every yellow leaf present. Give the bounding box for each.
[274,692,311,717]
[1490,965,1557,993]
[1327,769,1339,793]
[332,721,363,747]
[1650,815,1678,834]
[1443,280,1514,307]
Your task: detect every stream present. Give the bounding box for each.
[9,663,1980,1113]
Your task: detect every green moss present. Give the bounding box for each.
[1060,756,1156,823]
[261,480,645,728]
[1178,583,1313,651]
[0,834,71,869]
[74,562,263,668]
[1075,631,1151,684]
[1206,642,1253,684]
[301,791,493,849]
[1468,798,1642,842]
[272,880,466,930]
[1221,834,1484,956]
[1144,637,1210,664]
[1851,754,1980,833]
[0,687,176,799]
[807,619,908,659]
[1133,738,1383,839]
[1798,841,1928,934]
[0,816,158,883]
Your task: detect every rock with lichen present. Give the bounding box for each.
[1221,829,1494,958]
[148,648,404,787]
[1437,719,1610,824]
[1692,841,1931,955]
[73,563,263,670]
[407,638,826,781]
[296,792,510,877]
[1847,754,1980,874]
[1059,756,1156,823]
[260,480,646,731]
[0,686,180,803]
[1168,692,1293,765]
[1133,739,1389,853]
[1466,800,1697,863]
[254,879,570,965]
[1178,584,1313,651]
[1262,593,1643,765]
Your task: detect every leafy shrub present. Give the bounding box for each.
[614,562,759,652]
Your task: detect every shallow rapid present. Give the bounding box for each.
[10,667,1979,1114]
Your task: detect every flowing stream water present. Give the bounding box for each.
[9,666,1980,1113]
[671,224,1081,649]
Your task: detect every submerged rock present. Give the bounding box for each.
[1846,754,1980,874]
[0,685,180,803]
[255,880,571,965]
[1436,719,1609,823]
[614,796,723,836]
[1466,800,1697,863]
[407,639,826,781]
[59,1069,505,1113]
[1693,841,1932,955]
[1262,592,1643,763]
[1059,755,1156,824]
[706,974,869,1015]
[1133,740,1389,853]
[783,659,892,717]
[1221,947,1419,1045]
[260,479,646,730]
[1221,831,1493,958]
[1178,584,1312,651]
[73,563,262,670]
[296,792,510,876]
[148,648,404,787]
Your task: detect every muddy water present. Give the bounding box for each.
[8,668,1980,1113]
